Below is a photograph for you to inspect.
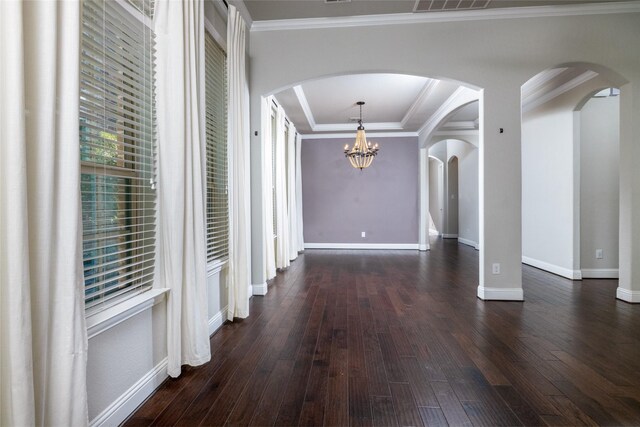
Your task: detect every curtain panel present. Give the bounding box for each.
[226,4,251,320]
[0,1,88,425]
[274,106,290,269]
[295,134,305,251]
[261,96,276,281]
[154,0,211,377]
[287,124,299,261]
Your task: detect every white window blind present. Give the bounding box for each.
[205,32,229,263]
[80,0,156,312]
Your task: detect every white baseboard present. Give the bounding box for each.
[90,358,168,427]
[581,268,619,279]
[458,237,479,250]
[522,256,582,280]
[252,282,268,296]
[209,306,228,336]
[304,243,419,250]
[616,287,640,303]
[419,243,430,251]
[477,286,524,301]
[442,234,458,239]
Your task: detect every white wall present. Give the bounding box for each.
[522,104,577,277]
[447,157,459,236]
[428,157,443,234]
[446,139,479,248]
[580,95,620,276]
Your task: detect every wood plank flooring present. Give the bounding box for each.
[124,238,640,426]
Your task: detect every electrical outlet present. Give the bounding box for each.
[361,231,366,238]
[492,263,501,274]
[596,249,603,259]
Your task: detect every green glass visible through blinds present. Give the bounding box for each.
[80,0,156,312]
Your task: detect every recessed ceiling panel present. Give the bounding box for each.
[300,74,429,124]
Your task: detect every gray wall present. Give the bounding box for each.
[301,136,419,244]
[580,95,619,272]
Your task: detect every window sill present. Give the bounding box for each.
[207,259,228,276]
[87,288,170,339]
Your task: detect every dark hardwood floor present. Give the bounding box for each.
[124,238,640,426]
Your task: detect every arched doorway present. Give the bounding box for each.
[521,63,625,286]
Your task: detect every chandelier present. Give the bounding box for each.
[344,101,379,170]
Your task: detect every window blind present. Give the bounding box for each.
[205,32,229,263]
[80,0,156,311]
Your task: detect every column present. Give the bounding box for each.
[419,147,430,251]
[617,79,640,302]
[477,85,524,301]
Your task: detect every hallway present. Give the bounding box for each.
[124,239,640,426]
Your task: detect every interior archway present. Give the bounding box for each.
[521,63,623,281]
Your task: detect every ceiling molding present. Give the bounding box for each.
[523,70,599,112]
[400,79,439,127]
[300,131,419,139]
[418,87,465,134]
[522,67,567,98]
[293,86,317,129]
[250,1,640,32]
[432,129,479,136]
[313,122,404,132]
[440,120,478,130]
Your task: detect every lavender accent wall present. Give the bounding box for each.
[301,137,419,244]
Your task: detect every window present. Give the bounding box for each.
[205,32,229,263]
[80,0,156,312]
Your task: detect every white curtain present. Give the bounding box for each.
[274,106,290,269]
[155,0,211,378]
[296,134,305,251]
[0,1,88,425]
[261,96,276,281]
[287,124,299,261]
[226,4,252,320]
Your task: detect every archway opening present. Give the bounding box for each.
[521,63,622,281]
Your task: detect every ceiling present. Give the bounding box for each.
[253,1,616,138]
[240,0,625,22]
[274,74,470,135]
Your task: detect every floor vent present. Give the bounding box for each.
[325,0,351,4]
[414,0,490,12]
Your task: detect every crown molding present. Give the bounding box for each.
[293,86,316,129]
[300,131,419,139]
[432,129,479,136]
[521,67,567,98]
[523,70,598,112]
[401,79,439,127]
[313,122,403,132]
[440,120,477,130]
[418,86,466,134]
[250,1,640,32]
